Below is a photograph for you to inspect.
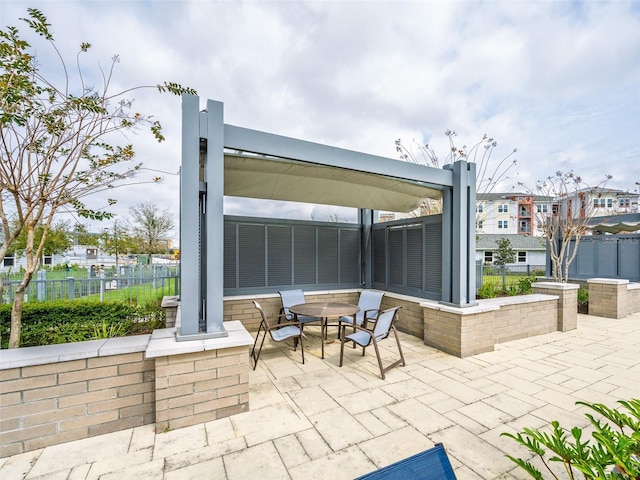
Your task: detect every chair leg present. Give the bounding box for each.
[251,330,267,370]
[371,338,386,380]
[392,326,406,367]
[339,327,346,367]
[299,333,305,364]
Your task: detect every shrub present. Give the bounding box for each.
[517,275,534,295]
[502,398,640,479]
[578,287,589,304]
[0,300,165,348]
[477,282,497,299]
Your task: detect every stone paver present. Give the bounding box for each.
[1,313,638,479]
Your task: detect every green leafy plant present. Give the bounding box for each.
[578,287,589,304]
[477,281,497,299]
[502,399,640,479]
[518,275,534,295]
[93,320,126,339]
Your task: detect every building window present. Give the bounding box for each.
[619,198,630,207]
[607,198,613,208]
[593,199,599,208]
[476,220,484,229]
[536,204,548,213]
[484,251,493,264]
[3,256,14,267]
[519,220,530,233]
[44,255,53,265]
[497,204,509,213]
[552,204,559,215]
[498,220,508,229]
[476,204,484,213]
[599,199,606,207]
[517,251,527,263]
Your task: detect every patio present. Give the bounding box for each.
[1,312,638,480]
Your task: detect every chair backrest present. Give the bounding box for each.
[279,289,306,319]
[372,307,399,340]
[253,301,273,330]
[357,290,384,321]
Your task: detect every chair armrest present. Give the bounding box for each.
[268,320,302,331]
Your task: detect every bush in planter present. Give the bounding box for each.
[0,300,165,348]
[502,398,640,479]
[478,282,498,299]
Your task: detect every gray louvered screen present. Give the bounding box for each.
[406,227,423,289]
[223,222,237,288]
[373,228,386,284]
[238,224,265,287]
[318,228,339,284]
[424,222,442,293]
[267,225,292,286]
[340,229,360,283]
[388,228,404,286]
[294,226,317,285]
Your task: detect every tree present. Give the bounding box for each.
[493,238,515,265]
[0,9,195,348]
[396,130,518,216]
[98,220,136,268]
[12,220,72,260]
[527,171,611,283]
[129,202,175,256]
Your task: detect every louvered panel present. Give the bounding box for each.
[424,223,442,292]
[223,222,237,288]
[373,228,386,284]
[267,225,292,286]
[294,226,317,285]
[238,224,265,288]
[318,228,338,283]
[388,229,404,286]
[339,229,360,283]
[406,227,423,289]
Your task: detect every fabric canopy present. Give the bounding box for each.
[223,153,442,212]
[590,221,640,234]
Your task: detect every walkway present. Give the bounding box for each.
[1,313,639,479]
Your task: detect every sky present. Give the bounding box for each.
[3,0,640,241]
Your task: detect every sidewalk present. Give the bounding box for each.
[1,313,638,479]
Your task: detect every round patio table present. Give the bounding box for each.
[289,302,360,359]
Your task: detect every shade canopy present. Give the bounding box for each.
[224,153,442,213]
[590,221,640,234]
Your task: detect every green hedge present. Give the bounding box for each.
[0,300,165,349]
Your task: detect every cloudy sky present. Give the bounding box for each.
[3,0,640,239]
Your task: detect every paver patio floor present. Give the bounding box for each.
[1,313,638,479]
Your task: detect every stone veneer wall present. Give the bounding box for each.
[588,278,640,319]
[0,338,155,458]
[422,294,561,358]
[0,321,253,457]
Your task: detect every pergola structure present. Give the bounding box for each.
[178,95,476,340]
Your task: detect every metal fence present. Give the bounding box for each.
[479,264,546,288]
[0,265,180,306]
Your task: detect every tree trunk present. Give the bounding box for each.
[9,284,27,348]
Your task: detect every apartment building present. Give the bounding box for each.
[475,193,554,236]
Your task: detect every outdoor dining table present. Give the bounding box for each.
[289,301,360,359]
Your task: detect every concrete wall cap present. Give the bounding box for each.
[533,282,580,290]
[587,278,630,285]
[0,335,151,370]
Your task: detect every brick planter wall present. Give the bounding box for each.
[588,278,640,319]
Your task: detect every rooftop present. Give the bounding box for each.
[1,313,638,479]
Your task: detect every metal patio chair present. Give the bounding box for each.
[338,290,384,338]
[278,289,322,327]
[251,300,305,370]
[354,443,457,479]
[339,306,405,379]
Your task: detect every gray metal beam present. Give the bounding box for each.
[204,100,227,336]
[442,160,477,306]
[223,124,453,188]
[179,95,200,336]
